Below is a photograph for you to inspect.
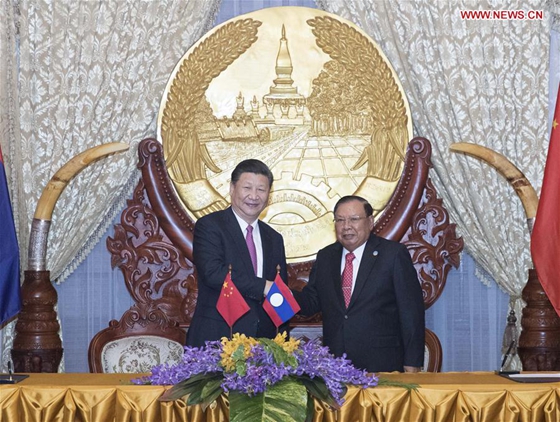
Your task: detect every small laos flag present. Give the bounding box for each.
[216,269,250,327]
[263,272,300,327]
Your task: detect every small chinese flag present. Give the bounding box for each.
[263,270,300,327]
[216,269,250,327]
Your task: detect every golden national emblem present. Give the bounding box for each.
[157,6,412,262]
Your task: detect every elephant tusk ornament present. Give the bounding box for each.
[28,142,129,271]
[12,142,129,373]
[449,142,538,233]
[449,142,560,372]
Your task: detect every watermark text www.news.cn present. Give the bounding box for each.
[460,10,543,20]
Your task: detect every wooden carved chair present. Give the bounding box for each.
[99,137,461,374]
[423,328,443,372]
[88,305,186,373]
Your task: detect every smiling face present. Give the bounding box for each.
[334,199,374,252]
[230,172,271,224]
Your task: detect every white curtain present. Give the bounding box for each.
[6,0,220,282]
[0,0,221,370]
[317,1,550,355]
[0,1,18,185]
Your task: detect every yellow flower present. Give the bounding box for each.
[220,333,258,371]
[273,332,300,354]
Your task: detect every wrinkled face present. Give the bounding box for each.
[230,172,270,224]
[334,200,374,252]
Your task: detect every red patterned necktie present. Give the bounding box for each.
[342,252,355,308]
[246,225,258,275]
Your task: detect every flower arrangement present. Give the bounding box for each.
[135,332,380,422]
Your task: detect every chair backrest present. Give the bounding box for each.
[423,328,443,372]
[88,305,186,373]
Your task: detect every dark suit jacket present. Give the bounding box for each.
[186,207,288,347]
[294,234,425,372]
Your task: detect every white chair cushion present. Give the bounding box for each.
[101,336,184,373]
[422,344,429,372]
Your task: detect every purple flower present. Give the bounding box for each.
[134,336,378,407]
[133,340,222,385]
[293,340,378,406]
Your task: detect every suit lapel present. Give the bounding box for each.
[348,235,380,309]
[259,221,271,276]
[223,208,255,276]
[329,243,346,308]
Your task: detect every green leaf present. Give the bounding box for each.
[199,378,225,411]
[257,338,299,367]
[305,393,315,422]
[229,379,308,422]
[186,385,204,406]
[232,345,246,361]
[235,360,247,376]
[159,372,223,403]
[377,378,419,390]
[259,338,290,365]
[297,375,341,410]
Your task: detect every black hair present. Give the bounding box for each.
[333,195,374,217]
[231,159,274,188]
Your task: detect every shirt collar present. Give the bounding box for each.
[231,207,258,232]
[343,241,367,262]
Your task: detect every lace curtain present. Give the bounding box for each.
[3,0,220,283]
[551,0,560,32]
[0,0,220,371]
[317,0,549,332]
[0,1,18,185]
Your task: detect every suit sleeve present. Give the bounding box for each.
[277,235,289,288]
[293,258,322,317]
[393,244,425,367]
[193,215,265,300]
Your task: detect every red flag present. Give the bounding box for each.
[531,84,560,316]
[216,271,250,327]
[0,145,21,324]
[263,272,300,327]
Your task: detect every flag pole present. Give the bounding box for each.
[216,263,250,338]
[275,265,280,336]
[229,264,233,339]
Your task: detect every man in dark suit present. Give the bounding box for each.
[186,159,288,347]
[294,195,424,373]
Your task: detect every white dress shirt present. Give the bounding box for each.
[340,242,367,294]
[231,209,263,277]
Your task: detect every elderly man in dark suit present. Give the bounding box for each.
[186,159,288,347]
[294,195,425,373]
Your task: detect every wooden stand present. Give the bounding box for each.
[11,271,63,373]
[518,269,560,370]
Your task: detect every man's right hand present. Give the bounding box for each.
[264,280,274,296]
